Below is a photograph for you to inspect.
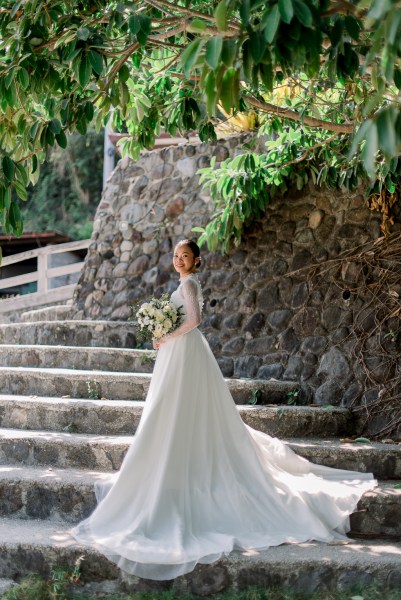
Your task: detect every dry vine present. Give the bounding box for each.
[285,230,401,439]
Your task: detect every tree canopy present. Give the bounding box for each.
[1,0,401,252]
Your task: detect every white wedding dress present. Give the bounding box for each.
[71,274,376,580]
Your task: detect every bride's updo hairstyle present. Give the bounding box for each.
[176,239,201,269]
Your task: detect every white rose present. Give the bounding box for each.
[155,310,164,322]
[154,325,163,338]
[163,318,172,330]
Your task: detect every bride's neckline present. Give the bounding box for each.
[179,273,198,282]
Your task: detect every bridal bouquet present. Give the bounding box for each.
[132,294,183,341]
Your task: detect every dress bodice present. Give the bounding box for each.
[171,274,203,317]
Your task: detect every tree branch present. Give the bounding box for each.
[245,95,355,134]
[143,0,241,31]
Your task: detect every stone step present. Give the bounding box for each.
[0,465,398,538]
[0,518,400,593]
[20,305,71,323]
[0,429,399,479]
[0,395,352,437]
[0,320,137,348]
[0,344,156,373]
[0,366,150,401]
[0,367,297,404]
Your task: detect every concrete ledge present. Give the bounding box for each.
[0,367,297,403]
[0,345,156,373]
[0,395,351,437]
[0,429,400,478]
[288,439,401,480]
[20,305,71,323]
[0,466,398,536]
[0,366,151,401]
[0,518,400,594]
[0,320,137,348]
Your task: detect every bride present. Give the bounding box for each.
[71,239,376,581]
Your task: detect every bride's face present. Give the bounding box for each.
[173,245,198,276]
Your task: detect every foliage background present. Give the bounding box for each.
[0,130,103,240]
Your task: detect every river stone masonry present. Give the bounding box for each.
[72,134,399,426]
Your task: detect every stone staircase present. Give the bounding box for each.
[0,318,400,596]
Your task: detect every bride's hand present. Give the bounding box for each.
[153,337,167,350]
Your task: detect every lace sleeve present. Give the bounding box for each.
[163,278,201,341]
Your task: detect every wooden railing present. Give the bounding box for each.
[0,239,90,313]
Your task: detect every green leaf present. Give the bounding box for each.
[192,227,206,233]
[4,187,11,210]
[2,156,15,182]
[55,130,68,149]
[181,38,205,77]
[221,39,237,67]
[249,31,265,63]
[17,68,29,90]
[353,437,372,444]
[259,61,273,91]
[188,18,207,32]
[278,0,294,24]
[89,50,103,75]
[214,0,228,31]
[242,39,253,79]
[48,119,62,134]
[13,180,28,201]
[119,64,130,83]
[79,54,91,87]
[15,163,29,187]
[129,14,141,34]
[5,70,14,89]
[139,14,151,34]
[5,82,17,107]
[76,28,90,41]
[84,101,94,121]
[205,70,217,116]
[377,108,396,156]
[205,36,223,70]
[220,68,239,113]
[330,17,344,47]
[344,15,361,41]
[262,5,281,43]
[239,0,250,26]
[362,122,378,178]
[11,0,22,18]
[293,0,312,27]
[9,201,23,236]
[367,0,391,22]
[394,69,401,90]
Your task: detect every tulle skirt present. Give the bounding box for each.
[71,328,376,580]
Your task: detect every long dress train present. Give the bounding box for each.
[71,274,377,580]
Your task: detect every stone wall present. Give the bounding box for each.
[72,135,399,419]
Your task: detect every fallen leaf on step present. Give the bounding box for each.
[61,395,71,399]
[382,439,395,444]
[340,438,355,443]
[101,397,108,400]
[328,540,350,545]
